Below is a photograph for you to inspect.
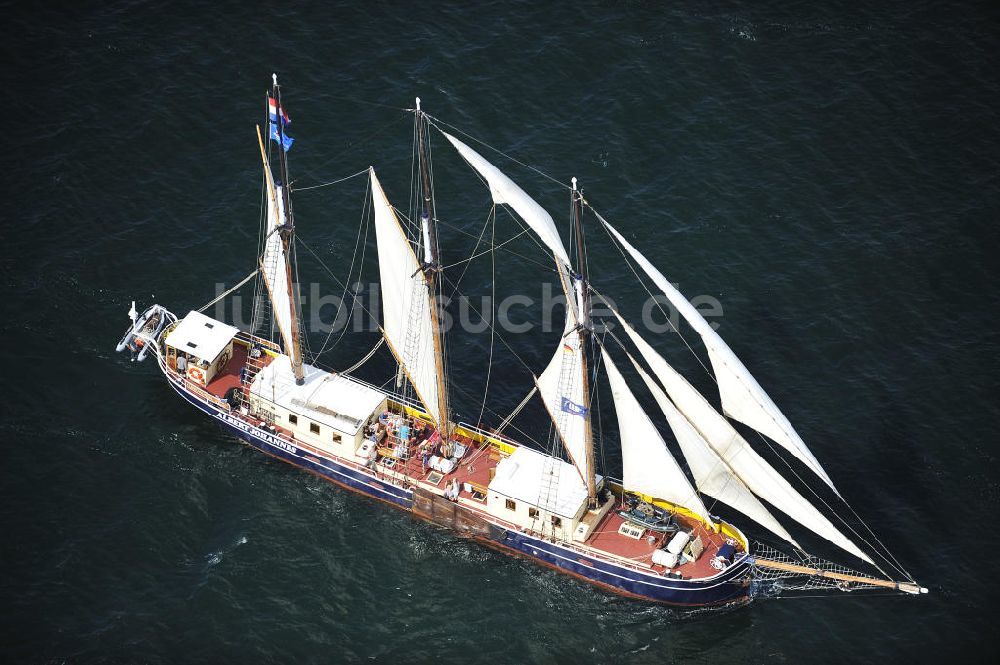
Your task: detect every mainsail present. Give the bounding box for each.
[441,131,572,267]
[369,168,441,422]
[535,303,591,486]
[602,219,837,494]
[611,309,874,565]
[259,168,295,356]
[601,347,712,525]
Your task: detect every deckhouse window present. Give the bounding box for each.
[550,516,562,528]
[288,414,298,425]
[505,499,516,511]
[310,422,320,434]
[331,433,342,443]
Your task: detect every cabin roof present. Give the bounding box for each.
[488,446,600,519]
[249,355,386,435]
[166,311,240,362]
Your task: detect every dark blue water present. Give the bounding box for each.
[3,0,998,661]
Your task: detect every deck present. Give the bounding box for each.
[195,342,743,580]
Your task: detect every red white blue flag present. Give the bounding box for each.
[268,96,290,125]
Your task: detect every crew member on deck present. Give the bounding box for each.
[420,440,433,473]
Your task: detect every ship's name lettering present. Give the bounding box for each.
[216,413,298,455]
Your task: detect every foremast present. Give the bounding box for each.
[257,74,305,385]
[415,99,451,441]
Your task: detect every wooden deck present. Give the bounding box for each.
[198,342,742,580]
[586,508,736,578]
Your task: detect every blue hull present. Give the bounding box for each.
[169,378,753,607]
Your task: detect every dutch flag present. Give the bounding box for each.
[268,96,290,125]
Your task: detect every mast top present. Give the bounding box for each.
[272,73,278,86]
[572,176,578,191]
[415,96,421,111]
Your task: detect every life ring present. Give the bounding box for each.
[188,366,205,384]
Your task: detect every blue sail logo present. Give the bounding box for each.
[560,397,588,417]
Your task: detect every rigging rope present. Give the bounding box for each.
[426,115,570,190]
[475,210,497,427]
[292,168,369,192]
[495,386,538,435]
[340,337,385,376]
[313,175,372,359]
[197,270,257,313]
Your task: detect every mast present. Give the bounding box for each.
[270,73,305,385]
[572,177,597,506]
[415,98,451,440]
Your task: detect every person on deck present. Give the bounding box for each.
[412,423,430,445]
[420,440,433,473]
[440,439,454,459]
[393,438,407,460]
[445,478,460,502]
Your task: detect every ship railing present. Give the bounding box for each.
[455,421,520,452]
[152,347,236,412]
[564,540,657,573]
[234,330,282,354]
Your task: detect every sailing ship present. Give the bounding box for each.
[117,76,926,607]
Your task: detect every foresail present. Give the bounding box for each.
[602,220,837,494]
[626,352,798,547]
[535,310,590,486]
[611,310,874,565]
[369,168,441,422]
[441,131,572,267]
[601,348,712,525]
[260,174,295,355]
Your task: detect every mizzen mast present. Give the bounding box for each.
[415,98,451,441]
[269,74,306,385]
[571,177,598,506]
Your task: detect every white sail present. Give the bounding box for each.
[625,352,798,547]
[260,175,295,355]
[535,310,591,486]
[601,348,712,525]
[611,310,874,565]
[441,131,572,267]
[369,168,440,422]
[602,220,837,493]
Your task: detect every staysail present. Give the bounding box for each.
[259,168,296,356]
[441,131,572,267]
[601,347,712,525]
[369,168,441,422]
[625,351,798,546]
[611,309,874,564]
[602,219,837,493]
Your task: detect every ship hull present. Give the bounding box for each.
[168,377,753,608]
